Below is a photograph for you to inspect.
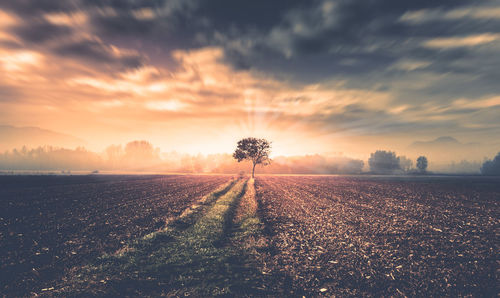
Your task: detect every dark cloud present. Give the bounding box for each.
[0,0,76,15]
[54,38,145,69]
[202,0,500,105]
[294,100,500,138]
[5,0,496,81]
[0,1,149,70]
[1,0,499,117]
[9,19,73,44]
[196,0,306,30]
[0,40,23,49]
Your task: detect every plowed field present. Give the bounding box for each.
[1,174,498,297]
[0,175,230,296]
[255,175,499,296]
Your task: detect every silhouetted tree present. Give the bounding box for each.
[233,137,271,178]
[368,150,400,174]
[417,156,428,173]
[481,152,500,175]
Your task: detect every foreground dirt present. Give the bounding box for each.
[0,175,230,296]
[55,178,273,297]
[255,175,499,297]
[1,174,498,297]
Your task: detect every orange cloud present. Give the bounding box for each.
[0,13,495,159]
[0,41,395,156]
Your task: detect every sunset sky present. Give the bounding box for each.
[1,0,499,158]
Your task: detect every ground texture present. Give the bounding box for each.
[255,175,499,296]
[0,174,498,297]
[0,175,230,296]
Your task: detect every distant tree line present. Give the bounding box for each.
[0,141,364,174]
[0,146,102,170]
[368,150,427,174]
[1,141,498,176]
[366,149,500,175]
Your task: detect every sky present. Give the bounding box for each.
[1,0,499,159]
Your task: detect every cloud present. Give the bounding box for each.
[400,6,500,24]
[8,17,74,44]
[0,6,146,73]
[0,9,18,27]
[389,59,431,71]
[0,1,499,157]
[146,100,187,112]
[423,33,500,48]
[453,96,500,109]
[53,37,145,69]
[0,0,76,16]
[0,50,43,71]
[211,0,499,91]
[86,0,200,44]
[44,11,88,26]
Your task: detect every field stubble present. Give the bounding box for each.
[56,177,276,296]
[0,175,230,296]
[0,174,498,297]
[255,176,499,296]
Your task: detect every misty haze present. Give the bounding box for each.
[1,0,499,297]
[1,128,498,175]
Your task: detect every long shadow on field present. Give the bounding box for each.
[55,178,280,296]
[168,179,238,232]
[252,179,307,297]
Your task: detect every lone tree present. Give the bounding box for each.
[416,156,428,173]
[233,137,271,178]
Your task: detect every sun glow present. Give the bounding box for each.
[146,100,186,111]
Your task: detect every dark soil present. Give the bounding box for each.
[0,174,230,296]
[255,175,499,297]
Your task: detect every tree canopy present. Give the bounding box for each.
[233,138,271,178]
[417,156,428,173]
[368,150,400,174]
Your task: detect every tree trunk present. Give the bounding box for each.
[252,162,256,178]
